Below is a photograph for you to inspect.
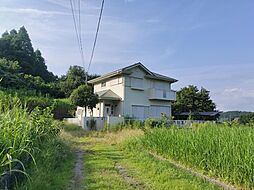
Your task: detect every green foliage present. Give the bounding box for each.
[70,85,98,116]
[59,65,100,97]
[17,138,75,190]
[122,138,220,190]
[132,120,142,129]
[63,123,82,132]
[173,85,216,116]
[219,111,252,121]
[0,27,65,98]
[0,92,61,188]
[59,65,87,97]
[144,117,170,129]
[102,120,142,133]
[0,27,102,98]
[0,27,55,82]
[239,112,254,125]
[52,99,75,120]
[0,89,74,120]
[0,57,62,98]
[140,123,254,188]
[108,123,124,132]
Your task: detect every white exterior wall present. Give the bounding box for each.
[92,76,124,117]
[123,67,172,119]
[94,76,124,99]
[91,67,174,120]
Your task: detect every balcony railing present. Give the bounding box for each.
[149,88,176,101]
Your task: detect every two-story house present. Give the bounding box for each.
[87,63,177,121]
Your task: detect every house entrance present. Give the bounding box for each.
[104,104,111,116]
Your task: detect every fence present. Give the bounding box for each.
[82,116,125,130]
[82,117,106,130]
[173,120,205,127]
[65,115,210,130]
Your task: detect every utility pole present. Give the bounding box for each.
[85,72,88,84]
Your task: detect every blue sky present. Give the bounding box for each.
[0,0,254,111]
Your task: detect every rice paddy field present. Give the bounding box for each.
[139,123,254,189]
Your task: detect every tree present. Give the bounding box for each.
[60,65,86,97]
[70,85,98,116]
[239,113,254,125]
[172,85,216,116]
[0,26,56,82]
[60,65,100,97]
[34,49,55,82]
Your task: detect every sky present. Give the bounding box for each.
[0,0,254,111]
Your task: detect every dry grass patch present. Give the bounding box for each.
[103,129,144,145]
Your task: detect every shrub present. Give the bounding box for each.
[239,112,254,125]
[144,118,162,129]
[132,120,142,129]
[52,99,75,120]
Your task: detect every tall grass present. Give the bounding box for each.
[0,91,60,187]
[141,123,254,188]
[0,89,75,120]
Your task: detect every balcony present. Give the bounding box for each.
[149,88,176,101]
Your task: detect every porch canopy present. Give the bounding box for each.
[96,89,121,100]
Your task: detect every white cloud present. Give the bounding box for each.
[213,87,254,111]
[45,0,100,11]
[0,7,69,16]
[223,88,254,98]
[124,0,136,3]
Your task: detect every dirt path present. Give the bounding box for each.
[67,150,84,190]
[115,162,146,190]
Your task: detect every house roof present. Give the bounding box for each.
[96,89,121,100]
[88,62,178,84]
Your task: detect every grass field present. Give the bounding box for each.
[140,123,254,189]
[13,122,254,189]
[57,125,221,190]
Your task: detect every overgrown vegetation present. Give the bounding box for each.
[60,124,219,190]
[16,138,75,190]
[0,89,75,120]
[139,123,254,189]
[0,92,61,189]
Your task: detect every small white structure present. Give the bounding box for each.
[77,63,177,126]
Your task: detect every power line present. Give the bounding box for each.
[69,0,105,83]
[77,0,85,67]
[69,0,85,69]
[87,0,105,74]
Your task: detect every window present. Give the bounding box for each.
[132,105,149,120]
[163,90,167,98]
[150,106,170,118]
[154,81,169,90]
[101,82,106,87]
[110,77,123,86]
[131,78,143,89]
